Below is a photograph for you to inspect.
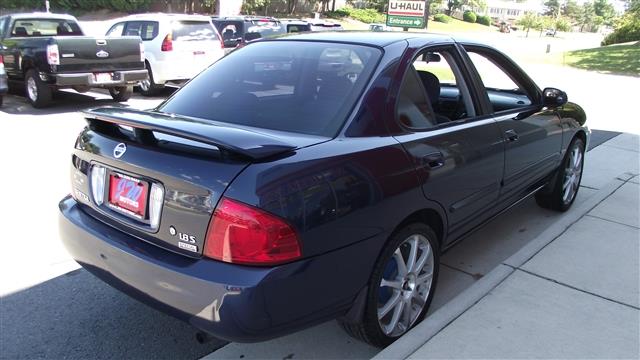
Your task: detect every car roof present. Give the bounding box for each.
[276,31,454,47]
[6,12,78,21]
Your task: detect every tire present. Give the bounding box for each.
[109,85,133,102]
[25,69,52,108]
[340,223,440,348]
[535,137,585,212]
[138,64,163,96]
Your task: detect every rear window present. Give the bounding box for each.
[11,18,83,37]
[172,21,218,41]
[159,41,381,137]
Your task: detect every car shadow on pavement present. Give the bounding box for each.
[0,270,227,359]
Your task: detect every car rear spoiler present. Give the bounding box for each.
[83,107,297,160]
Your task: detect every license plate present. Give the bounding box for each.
[94,73,112,84]
[193,51,205,55]
[108,173,149,219]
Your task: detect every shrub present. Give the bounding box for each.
[434,14,452,23]
[463,11,477,23]
[476,15,491,26]
[601,17,640,45]
[326,8,385,23]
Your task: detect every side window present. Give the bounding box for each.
[0,17,6,38]
[465,50,534,112]
[106,22,124,36]
[123,21,142,37]
[397,49,476,131]
[140,22,158,41]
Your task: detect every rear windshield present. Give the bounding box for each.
[171,21,218,41]
[11,18,83,37]
[159,41,381,137]
[246,20,286,37]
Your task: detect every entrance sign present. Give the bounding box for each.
[386,0,427,29]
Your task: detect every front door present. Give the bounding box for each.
[392,45,505,242]
[462,45,563,200]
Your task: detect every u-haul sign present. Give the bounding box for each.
[387,0,426,16]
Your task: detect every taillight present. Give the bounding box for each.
[90,165,106,205]
[204,198,301,266]
[139,42,145,62]
[161,34,173,51]
[219,36,224,50]
[46,44,60,65]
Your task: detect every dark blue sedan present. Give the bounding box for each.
[59,32,588,347]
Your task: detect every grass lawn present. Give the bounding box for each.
[562,43,640,76]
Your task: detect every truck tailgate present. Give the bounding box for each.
[54,36,143,73]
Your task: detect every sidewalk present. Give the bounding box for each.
[375,133,640,359]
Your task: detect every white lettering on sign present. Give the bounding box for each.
[388,0,426,16]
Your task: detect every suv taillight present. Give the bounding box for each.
[46,44,60,65]
[161,34,173,51]
[204,198,301,266]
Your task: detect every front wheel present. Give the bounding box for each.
[340,223,439,347]
[536,137,585,211]
[109,86,133,102]
[138,65,163,96]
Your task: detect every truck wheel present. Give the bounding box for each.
[25,69,52,108]
[139,65,163,96]
[340,223,439,347]
[109,86,133,102]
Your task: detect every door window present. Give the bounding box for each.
[106,22,124,36]
[123,21,158,41]
[465,50,534,112]
[396,48,476,131]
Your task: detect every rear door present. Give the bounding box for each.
[392,44,505,242]
[462,45,563,200]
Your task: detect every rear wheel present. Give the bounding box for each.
[25,69,52,108]
[109,85,133,102]
[138,64,163,96]
[536,137,585,211]
[340,223,439,347]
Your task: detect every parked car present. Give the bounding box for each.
[212,16,286,49]
[106,13,225,96]
[279,19,312,33]
[60,32,588,347]
[0,12,146,107]
[368,23,393,31]
[0,54,7,107]
[306,19,344,31]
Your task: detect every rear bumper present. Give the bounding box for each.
[53,69,148,87]
[58,196,373,342]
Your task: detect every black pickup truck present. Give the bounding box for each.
[0,12,147,107]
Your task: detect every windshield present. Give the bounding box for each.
[159,41,381,137]
[11,18,83,37]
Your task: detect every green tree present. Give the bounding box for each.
[537,15,554,36]
[593,0,616,25]
[578,2,597,31]
[555,16,572,31]
[562,0,580,19]
[517,12,540,37]
[544,0,561,17]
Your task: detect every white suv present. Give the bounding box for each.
[106,13,224,96]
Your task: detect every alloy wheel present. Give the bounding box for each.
[562,144,583,204]
[377,234,434,337]
[27,76,38,102]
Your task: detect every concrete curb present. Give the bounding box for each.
[372,175,632,360]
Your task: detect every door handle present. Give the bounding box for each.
[505,129,519,142]
[422,152,445,169]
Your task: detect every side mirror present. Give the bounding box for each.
[543,87,568,108]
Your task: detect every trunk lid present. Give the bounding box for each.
[54,36,143,73]
[71,107,325,257]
